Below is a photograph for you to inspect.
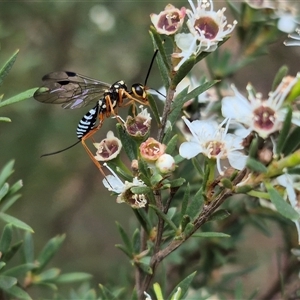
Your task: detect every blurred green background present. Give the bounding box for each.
[1,0,300,296]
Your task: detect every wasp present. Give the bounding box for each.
[34,51,157,176]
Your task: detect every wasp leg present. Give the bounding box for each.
[81,121,107,178]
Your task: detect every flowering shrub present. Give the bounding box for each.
[95,0,300,299]
[3,0,300,299]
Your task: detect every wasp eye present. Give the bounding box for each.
[132,84,145,98]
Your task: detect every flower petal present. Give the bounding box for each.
[179,141,202,159]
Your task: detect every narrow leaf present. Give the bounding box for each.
[282,127,300,155]
[0,212,33,232]
[149,204,178,232]
[276,106,292,155]
[246,158,268,173]
[147,93,161,126]
[0,88,38,108]
[0,160,14,188]
[186,187,204,220]
[115,222,133,255]
[167,271,197,300]
[0,117,11,122]
[0,183,9,201]
[0,224,13,253]
[57,272,93,284]
[36,234,66,272]
[0,50,19,86]
[99,284,118,300]
[0,275,17,290]
[3,285,32,300]
[192,232,230,238]
[172,56,195,87]
[35,268,61,282]
[23,232,34,263]
[266,182,299,220]
[2,263,36,277]
[2,240,23,262]
[116,124,137,161]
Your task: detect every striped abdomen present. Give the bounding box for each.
[76,103,99,139]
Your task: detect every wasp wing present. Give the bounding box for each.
[34,71,111,109]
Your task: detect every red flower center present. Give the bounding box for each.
[194,17,219,39]
[253,106,275,130]
[158,12,181,32]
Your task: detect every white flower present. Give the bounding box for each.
[186,0,237,52]
[179,117,248,175]
[172,33,202,71]
[284,27,300,46]
[277,173,300,244]
[222,74,300,139]
[103,163,147,208]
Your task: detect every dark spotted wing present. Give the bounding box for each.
[34,71,111,109]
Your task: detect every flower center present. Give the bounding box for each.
[158,12,181,32]
[194,17,219,39]
[97,140,119,159]
[206,140,224,158]
[253,106,275,130]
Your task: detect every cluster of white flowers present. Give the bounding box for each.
[151,0,237,71]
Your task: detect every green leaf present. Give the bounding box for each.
[276,106,292,156]
[99,284,118,300]
[266,182,300,220]
[6,179,23,197]
[0,88,37,108]
[55,272,92,283]
[186,187,204,220]
[35,234,65,272]
[0,49,19,86]
[149,204,178,232]
[149,27,170,89]
[2,263,36,277]
[115,221,133,256]
[272,65,288,91]
[23,232,34,263]
[181,184,190,218]
[130,186,152,195]
[0,212,33,232]
[167,271,197,300]
[0,224,13,253]
[132,229,140,254]
[0,160,14,188]
[135,261,152,275]
[172,56,196,87]
[116,124,137,161]
[165,134,178,155]
[2,240,23,262]
[1,194,22,212]
[35,268,61,282]
[246,158,268,173]
[0,275,17,290]
[192,232,230,238]
[115,244,132,258]
[207,209,230,222]
[0,183,9,201]
[248,136,259,158]
[168,178,186,188]
[0,117,11,122]
[0,262,6,270]
[282,127,300,155]
[3,284,32,300]
[147,93,161,126]
[168,81,216,128]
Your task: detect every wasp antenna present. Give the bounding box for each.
[144,48,159,87]
[149,88,166,99]
[40,140,81,157]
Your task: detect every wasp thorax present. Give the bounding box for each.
[132,83,146,99]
